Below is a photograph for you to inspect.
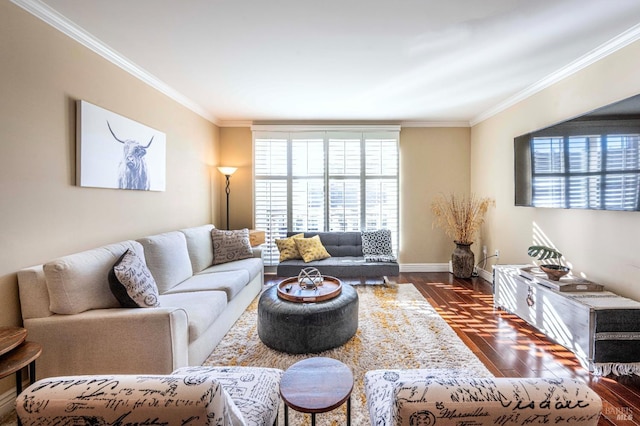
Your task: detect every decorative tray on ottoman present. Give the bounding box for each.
[519,266,604,292]
[277,274,342,303]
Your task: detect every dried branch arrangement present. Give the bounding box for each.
[431,193,494,245]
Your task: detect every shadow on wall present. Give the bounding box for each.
[532,221,576,274]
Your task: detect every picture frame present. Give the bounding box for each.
[76,100,166,191]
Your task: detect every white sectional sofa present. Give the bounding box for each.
[17,224,263,379]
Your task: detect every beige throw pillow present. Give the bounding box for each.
[211,228,253,265]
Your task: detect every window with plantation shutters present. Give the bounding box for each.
[531,129,640,210]
[253,126,399,266]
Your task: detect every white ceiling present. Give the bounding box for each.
[15,0,640,126]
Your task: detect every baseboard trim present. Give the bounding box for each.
[477,268,493,283]
[399,263,449,272]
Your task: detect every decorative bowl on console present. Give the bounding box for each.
[539,264,570,281]
[527,245,571,281]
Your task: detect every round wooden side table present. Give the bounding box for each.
[0,327,42,395]
[280,357,354,426]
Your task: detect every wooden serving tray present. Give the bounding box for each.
[277,276,342,303]
[519,266,604,292]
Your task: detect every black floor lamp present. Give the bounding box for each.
[217,166,237,230]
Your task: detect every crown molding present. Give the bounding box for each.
[251,124,402,132]
[218,120,254,128]
[470,23,640,127]
[11,0,220,126]
[226,120,472,129]
[400,121,470,128]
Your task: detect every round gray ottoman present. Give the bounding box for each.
[257,283,359,354]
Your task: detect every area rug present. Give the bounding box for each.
[204,283,493,425]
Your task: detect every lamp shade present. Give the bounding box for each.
[217,166,238,176]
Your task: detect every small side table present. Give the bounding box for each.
[0,327,42,395]
[280,357,353,426]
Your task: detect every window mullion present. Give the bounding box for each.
[323,133,330,231]
[286,134,293,231]
[360,133,366,229]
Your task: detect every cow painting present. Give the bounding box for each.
[107,121,154,190]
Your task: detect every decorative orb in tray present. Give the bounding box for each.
[297,267,323,289]
[277,270,343,303]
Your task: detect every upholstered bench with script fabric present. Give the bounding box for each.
[17,366,283,426]
[364,369,602,426]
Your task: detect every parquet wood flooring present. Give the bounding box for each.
[267,272,640,425]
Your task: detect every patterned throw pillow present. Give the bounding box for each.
[362,229,397,262]
[275,233,305,262]
[294,235,331,263]
[108,249,160,308]
[211,228,253,265]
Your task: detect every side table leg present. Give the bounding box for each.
[29,360,37,385]
[311,413,316,426]
[347,396,351,426]
[284,404,288,426]
[15,369,23,395]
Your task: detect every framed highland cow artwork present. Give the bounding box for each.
[76,100,166,191]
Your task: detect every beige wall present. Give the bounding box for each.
[218,126,472,263]
[1,0,219,362]
[399,128,471,263]
[471,39,640,300]
[218,127,254,230]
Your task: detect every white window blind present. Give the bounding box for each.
[531,133,640,210]
[253,127,399,265]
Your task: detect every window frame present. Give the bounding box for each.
[252,125,400,265]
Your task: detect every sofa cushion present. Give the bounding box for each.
[16,374,244,426]
[137,231,193,293]
[277,256,399,278]
[287,232,363,257]
[108,248,160,308]
[212,228,253,265]
[158,291,227,341]
[44,240,143,315]
[180,224,215,273]
[200,257,263,281]
[173,366,284,426]
[163,270,251,301]
[295,235,331,262]
[275,233,304,261]
[362,229,397,262]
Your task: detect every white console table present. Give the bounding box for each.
[494,265,640,376]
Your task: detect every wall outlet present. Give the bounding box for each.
[495,249,500,257]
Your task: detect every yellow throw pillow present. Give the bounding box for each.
[275,233,305,262]
[295,235,331,263]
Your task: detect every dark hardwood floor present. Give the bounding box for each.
[268,272,640,425]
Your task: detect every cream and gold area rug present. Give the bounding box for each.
[204,283,493,425]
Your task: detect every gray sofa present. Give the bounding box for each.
[17,224,263,379]
[276,231,399,278]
